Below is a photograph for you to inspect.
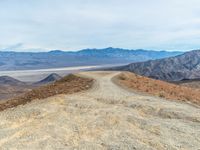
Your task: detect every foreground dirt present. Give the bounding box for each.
[116,72,200,106]
[0,71,199,150]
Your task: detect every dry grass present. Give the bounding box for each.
[116,72,200,105]
[0,74,93,111]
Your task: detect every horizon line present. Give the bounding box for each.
[0,47,195,53]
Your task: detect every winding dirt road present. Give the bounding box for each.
[0,71,199,150]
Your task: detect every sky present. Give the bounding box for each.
[0,0,200,51]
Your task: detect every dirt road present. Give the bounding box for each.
[0,71,199,149]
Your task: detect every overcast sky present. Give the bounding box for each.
[0,0,200,51]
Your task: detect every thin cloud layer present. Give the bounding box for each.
[0,0,200,51]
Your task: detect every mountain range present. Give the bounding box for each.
[0,47,182,71]
[111,50,200,81]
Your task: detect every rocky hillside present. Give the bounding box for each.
[113,50,200,81]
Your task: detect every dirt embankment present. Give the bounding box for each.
[0,74,93,111]
[116,72,200,105]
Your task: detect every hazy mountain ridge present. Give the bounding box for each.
[113,50,200,81]
[0,47,182,71]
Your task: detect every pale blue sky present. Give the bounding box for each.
[0,0,200,51]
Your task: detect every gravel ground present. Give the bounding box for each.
[0,71,199,150]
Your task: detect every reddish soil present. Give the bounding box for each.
[0,74,93,111]
[116,72,200,105]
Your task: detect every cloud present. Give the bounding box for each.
[0,0,200,51]
[1,43,23,51]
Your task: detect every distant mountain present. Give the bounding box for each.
[112,50,200,81]
[0,76,30,100]
[75,47,182,60]
[35,73,62,85]
[0,47,182,71]
[0,73,62,100]
[0,76,26,86]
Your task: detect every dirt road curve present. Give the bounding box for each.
[0,71,199,150]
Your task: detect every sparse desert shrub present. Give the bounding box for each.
[119,75,126,80]
[158,92,165,98]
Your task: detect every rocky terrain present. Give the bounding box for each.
[112,50,200,81]
[0,71,199,149]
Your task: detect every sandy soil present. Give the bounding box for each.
[0,71,199,150]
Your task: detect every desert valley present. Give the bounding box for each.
[0,49,199,149]
[1,0,200,149]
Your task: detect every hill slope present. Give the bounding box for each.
[0,71,199,149]
[0,74,93,111]
[115,72,200,105]
[35,73,62,85]
[0,76,25,86]
[113,50,200,81]
[0,73,61,101]
[0,76,31,100]
[0,48,182,71]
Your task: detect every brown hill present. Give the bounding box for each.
[0,73,62,101]
[0,74,93,111]
[0,76,33,100]
[115,72,200,105]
